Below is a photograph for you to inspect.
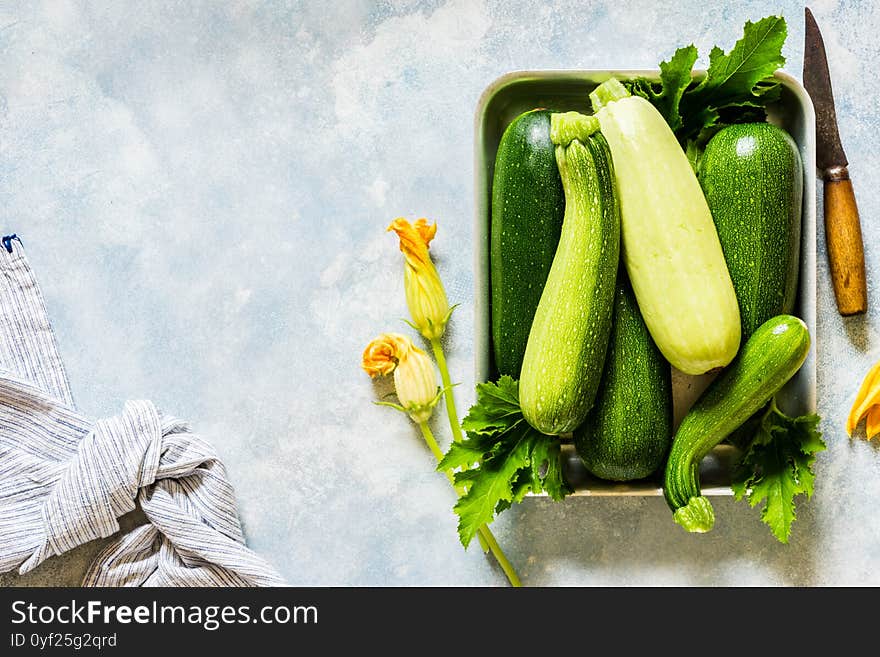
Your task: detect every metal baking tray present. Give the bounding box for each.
[473,70,817,496]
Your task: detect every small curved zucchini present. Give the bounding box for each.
[574,268,672,481]
[663,314,811,532]
[519,112,620,436]
[490,109,565,377]
[698,122,803,340]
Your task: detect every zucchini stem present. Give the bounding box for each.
[589,77,631,110]
[418,421,522,587]
[428,337,489,553]
[418,420,448,465]
[476,524,522,588]
[672,496,715,533]
[550,111,600,147]
[430,338,464,445]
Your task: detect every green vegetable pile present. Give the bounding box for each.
[444,15,824,547]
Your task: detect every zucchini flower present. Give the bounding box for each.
[847,359,880,440]
[362,332,441,424]
[387,218,452,340]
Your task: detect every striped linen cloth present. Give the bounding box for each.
[0,236,285,586]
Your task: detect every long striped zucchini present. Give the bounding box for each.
[519,112,620,436]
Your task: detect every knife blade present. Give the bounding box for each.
[804,6,867,316]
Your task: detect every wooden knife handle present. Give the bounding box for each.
[824,166,868,316]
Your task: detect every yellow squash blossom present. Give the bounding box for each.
[387,218,451,340]
[847,359,880,440]
[362,332,440,424]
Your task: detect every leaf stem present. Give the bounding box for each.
[418,420,448,467]
[430,338,464,444]
[475,524,522,588]
[418,421,522,587]
[426,336,490,553]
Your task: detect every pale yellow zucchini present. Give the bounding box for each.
[591,79,741,375]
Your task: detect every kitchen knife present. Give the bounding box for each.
[804,6,868,315]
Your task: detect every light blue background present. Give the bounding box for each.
[2,0,879,586]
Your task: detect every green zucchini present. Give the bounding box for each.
[573,268,672,481]
[663,314,811,533]
[590,78,741,375]
[698,122,803,340]
[490,109,565,377]
[519,112,620,436]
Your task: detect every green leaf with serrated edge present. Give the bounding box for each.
[656,44,699,131]
[689,83,777,130]
[787,413,824,499]
[625,77,659,102]
[793,414,825,452]
[747,439,798,543]
[685,139,702,172]
[461,376,522,436]
[529,438,552,486]
[510,468,539,504]
[452,468,480,485]
[498,440,561,514]
[680,16,786,140]
[495,499,511,515]
[530,438,571,501]
[546,446,573,501]
[689,16,786,106]
[730,475,748,500]
[452,425,539,547]
[624,45,697,132]
[731,401,825,543]
[438,432,504,472]
[629,16,787,146]
[443,375,572,547]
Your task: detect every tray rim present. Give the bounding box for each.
[472,68,818,497]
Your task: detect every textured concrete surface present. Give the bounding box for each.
[1,0,879,587]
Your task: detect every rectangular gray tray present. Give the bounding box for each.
[473,70,817,496]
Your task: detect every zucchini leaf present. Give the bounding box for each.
[684,16,786,116]
[438,375,572,548]
[460,376,522,436]
[629,44,698,133]
[627,15,787,147]
[731,399,825,543]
